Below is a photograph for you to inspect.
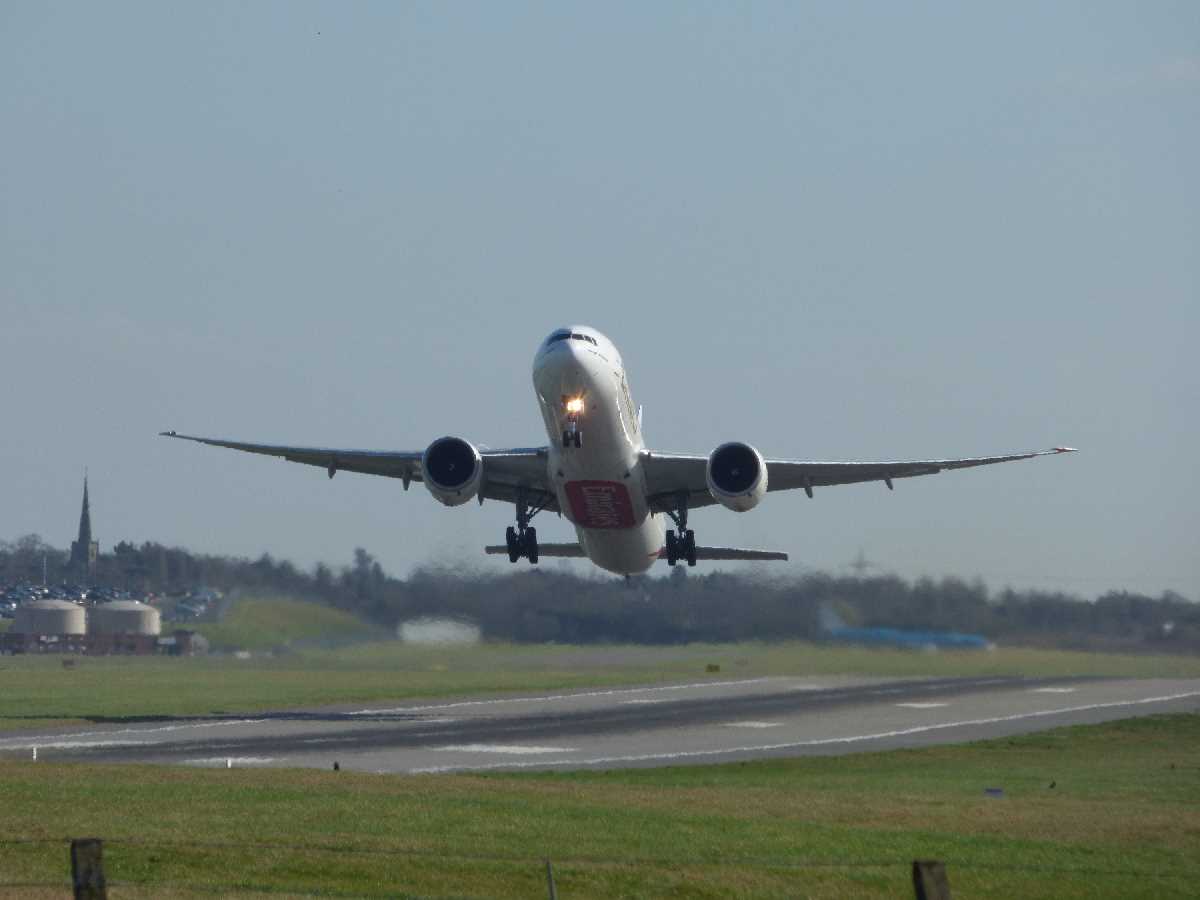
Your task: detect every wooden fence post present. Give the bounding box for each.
[912,859,950,900]
[71,838,107,900]
[544,858,558,900]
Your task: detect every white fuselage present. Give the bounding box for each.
[532,327,665,575]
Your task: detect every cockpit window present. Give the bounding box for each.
[546,330,598,347]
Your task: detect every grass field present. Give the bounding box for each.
[190,596,388,651]
[3,603,1200,733]
[0,713,1196,898]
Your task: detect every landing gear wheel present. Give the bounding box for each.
[665,529,679,566]
[683,529,697,567]
[523,527,539,564]
[562,430,582,448]
[505,526,520,564]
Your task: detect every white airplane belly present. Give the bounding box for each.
[577,515,665,575]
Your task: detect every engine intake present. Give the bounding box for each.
[421,436,483,507]
[706,441,767,512]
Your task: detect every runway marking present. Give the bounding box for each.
[1031,687,1077,693]
[722,721,782,729]
[409,690,1200,774]
[0,718,268,750]
[621,699,671,705]
[185,757,276,766]
[349,678,777,715]
[896,702,949,709]
[437,744,577,755]
[3,739,149,751]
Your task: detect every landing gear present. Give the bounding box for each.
[665,528,696,567]
[506,525,538,564]
[665,492,697,567]
[505,489,547,565]
[561,396,584,449]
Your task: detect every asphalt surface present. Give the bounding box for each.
[3,675,1197,774]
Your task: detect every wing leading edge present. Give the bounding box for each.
[643,446,1077,513]
[158,431,555,510]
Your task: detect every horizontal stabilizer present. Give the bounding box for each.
[659,546,789,562]
[484,543,586,558]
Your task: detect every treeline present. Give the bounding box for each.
[2,534,1196,651]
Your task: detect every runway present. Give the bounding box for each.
[3,675,1198,774]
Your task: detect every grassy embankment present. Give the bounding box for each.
[190,595,388,651]
[0,713,1197,898]
[2,596,1199,733]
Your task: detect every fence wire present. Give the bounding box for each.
[2,835,1198,899]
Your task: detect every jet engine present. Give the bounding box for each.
[706,441,768,512]
[421,436,483,507]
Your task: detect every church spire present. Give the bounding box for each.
[78,472,92,548]
[70,471,98,582]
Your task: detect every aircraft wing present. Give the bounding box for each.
[159,431,555,509]
[659,546,789,561]
[485,543,587,558]
[642,446,1077,513]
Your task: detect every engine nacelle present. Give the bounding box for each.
[421,436,483,507]
[706,441,768,512]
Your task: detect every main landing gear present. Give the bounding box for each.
[505,489,550,564]
[665,492,697,567]
[505,525,538,564]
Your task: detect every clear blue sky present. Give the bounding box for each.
[2,2,1196,598]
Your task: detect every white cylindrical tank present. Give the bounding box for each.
[89,600,161,636]
[12,599,86,635]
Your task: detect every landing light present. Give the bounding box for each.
[565,397,585,414]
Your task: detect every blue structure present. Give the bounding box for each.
[826,625,989,650]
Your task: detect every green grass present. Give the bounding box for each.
[3,637,1199,733]
[0,714,1196,898]
[190,595,387,651]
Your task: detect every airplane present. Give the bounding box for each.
[161,325,1076,576]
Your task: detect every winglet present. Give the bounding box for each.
[1053,447,1078,453]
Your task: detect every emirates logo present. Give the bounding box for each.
[565,481,635,529]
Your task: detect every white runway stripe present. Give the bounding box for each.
[7,739,149,750]
[437,744,576,755]
[409,690,1200,774]
[1031,687,1077,693]
[0,718,267,750]
[896,702,949,709]
[349,677,777,716]
[722,721,782,728]
[620,699,671,705]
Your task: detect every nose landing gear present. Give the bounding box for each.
[561,396,584,449]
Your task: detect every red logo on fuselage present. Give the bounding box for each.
[564,480,636,529]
